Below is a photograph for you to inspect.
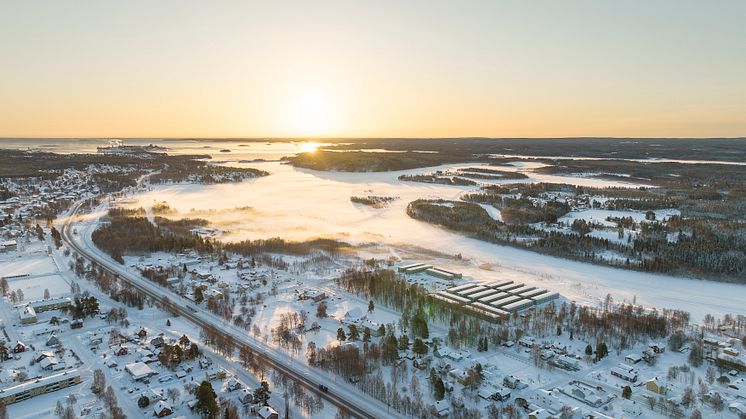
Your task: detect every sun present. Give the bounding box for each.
[299,141,320,153]
[290,91,335,136]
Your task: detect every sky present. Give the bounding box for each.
[1,1,745,138]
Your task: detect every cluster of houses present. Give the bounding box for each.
[0,326,82,405]
[0,166,117,223]
[90,325,282,418]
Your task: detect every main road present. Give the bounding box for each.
[61,201,401,419]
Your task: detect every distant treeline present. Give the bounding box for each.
[398,174,477,186]
[149,160,268,184]
[317,137,746,163]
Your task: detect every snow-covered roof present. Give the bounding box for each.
[258,406,278,418]
[125,362,155,379]
[153,400,172,414]
[343,307,365,321]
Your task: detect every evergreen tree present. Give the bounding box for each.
[433,377,445,401]
[254,381,271,406]
[194,380,218,418]
[413,338,428,355]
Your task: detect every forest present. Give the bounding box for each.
[406,196,746,282]
[92,208,348,263]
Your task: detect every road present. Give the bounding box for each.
[61,201,400,419]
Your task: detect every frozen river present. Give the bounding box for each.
[123,151,745,321]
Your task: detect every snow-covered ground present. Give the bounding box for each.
[118,160,745,321]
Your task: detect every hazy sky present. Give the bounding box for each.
[1,1,745,138]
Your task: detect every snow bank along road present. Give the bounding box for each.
[61,202,399,419]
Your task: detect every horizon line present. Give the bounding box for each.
[2,136,746,141]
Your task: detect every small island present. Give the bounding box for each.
[350,195,398,208]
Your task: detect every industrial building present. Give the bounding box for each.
[430,280,559,321]
[398,263,463,280]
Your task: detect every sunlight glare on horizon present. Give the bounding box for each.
[299,141,320,153]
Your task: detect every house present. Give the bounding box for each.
[19,306,37,324]
[540,350,555,360]
[0,240,17,251]
[226,378,242,392]
[125,362,156,381]
[625,353,642,364]
[448,368,468,384]
[45,335,60,347]
[136,348,156,362]
[568,386,603,407]
[153,400,173,417]
[136,327,148,339]
[35,351,55,362]
[203,367,225,381]
[504,375,528,390]
[114,345,128,356]
[105,359,118,368]
[552,355,580,371]
[150,336,165,348]
[645,377,666,394]
[298,289,327,302]
[530,389,563,412]
[519,337,535,348]
[611,364,638,382]
[723,347,740,357]
[257,406,279,419]
[13,341,26,353]
[343,307,366,323]
[70,320,83,329]
[39,356,60,371]
[729,402,746,416]
[649,343,666,354]
[478,386,511,401]
[199,358,212,369]
[204,289,222,300]
[528,409,554,419]
[238,389,254,405]
[432,399,449,417]
[195,270,212,280]
[142,388,164,404]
